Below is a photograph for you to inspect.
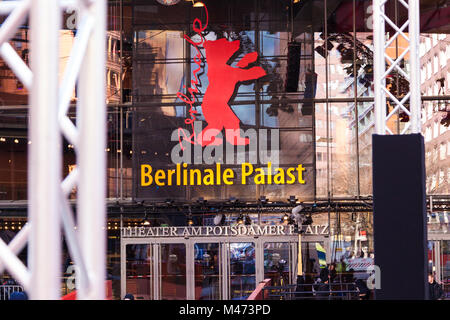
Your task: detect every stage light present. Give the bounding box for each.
[288,196,298,204]
[244,215,252,225]
[236,213,244,225]
[193,1,204,7]
[281,213,289,223]
[259,196,268,205]
[187,215,194,226]
[228,197,238,204]
[142,213,151,226]
[304,213,313,225]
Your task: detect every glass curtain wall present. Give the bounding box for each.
[0,0,449,300]
[0,0,447,201]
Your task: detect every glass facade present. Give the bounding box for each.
[0,0,448,200]
[0,0,449,300]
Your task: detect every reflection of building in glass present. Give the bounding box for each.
[106,31,122,104]
[0,29,29,106]
[420,34,449,195]
[0,0,449,300]
[314,32,373,197]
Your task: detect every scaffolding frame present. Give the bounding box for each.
[0,0,106,299]
[373,0,421,135]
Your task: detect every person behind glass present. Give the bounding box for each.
[354,278,370,300]
[344,268,355,283]
[319,263,337,284]
[428,273,444,300]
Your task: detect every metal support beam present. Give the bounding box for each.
[0,0,106,300]
[408,0,421,134]
[373,0,422,135]
[77,0,106,300]
[28,0,62,300]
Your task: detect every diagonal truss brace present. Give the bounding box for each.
[0,0,106,300]
[373,0,421,135]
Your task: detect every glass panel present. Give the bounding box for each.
[106,223,121,300]
[329,103,358,196]
[0,112,27,200]
[261,102,313,128]
[106,110,121,199]
[428,240,450,299]
[125,244,153,300]
[263,242,290,286]
[428,212,450,235]
[428,241,438,275]
[160,243,186,300]
[357,102,374,196]
[355,33,374,98]
[229,242,255,300]
[424,98,449,195]
[260,165,314,201]
[301,241,326,284]
[133,30,185,102]
[315,102,358,197]
[194,243,221,300]
[440,241,449,299]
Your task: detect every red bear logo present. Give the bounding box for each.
[198,38,266,146]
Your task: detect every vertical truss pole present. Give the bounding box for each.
[77,0,107,300]
[28,0,61,299]
[373,0,421,135]
[408,0,421,134]
[373,0,387,135]
[0,0,107,300]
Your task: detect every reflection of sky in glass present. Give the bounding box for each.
[165,31,184,96]
[231,105,255,126]
[261,31,281,57]
[261,104,278,127]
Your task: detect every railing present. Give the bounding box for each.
[262,283,361,300]
[247,279,271,300]
[61,280,113,300]
[0,285,25,300]
[443,282,450,300]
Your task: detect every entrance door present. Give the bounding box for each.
[121,241,188,300]
[121,236,299,300]
[226,241,257,300]
[159,243,187,300]
[263,242,294,287]
[124,243,154,300]
[300,237,329,283]
[193,242,222,300]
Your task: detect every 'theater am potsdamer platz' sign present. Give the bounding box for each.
[121,224,329,238]
[121,224,296,238]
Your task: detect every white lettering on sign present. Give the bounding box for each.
[120,224,330,238]
[121,224,304,238]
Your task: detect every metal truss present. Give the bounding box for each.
[0,0,106,299]
[373,0,421,135]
